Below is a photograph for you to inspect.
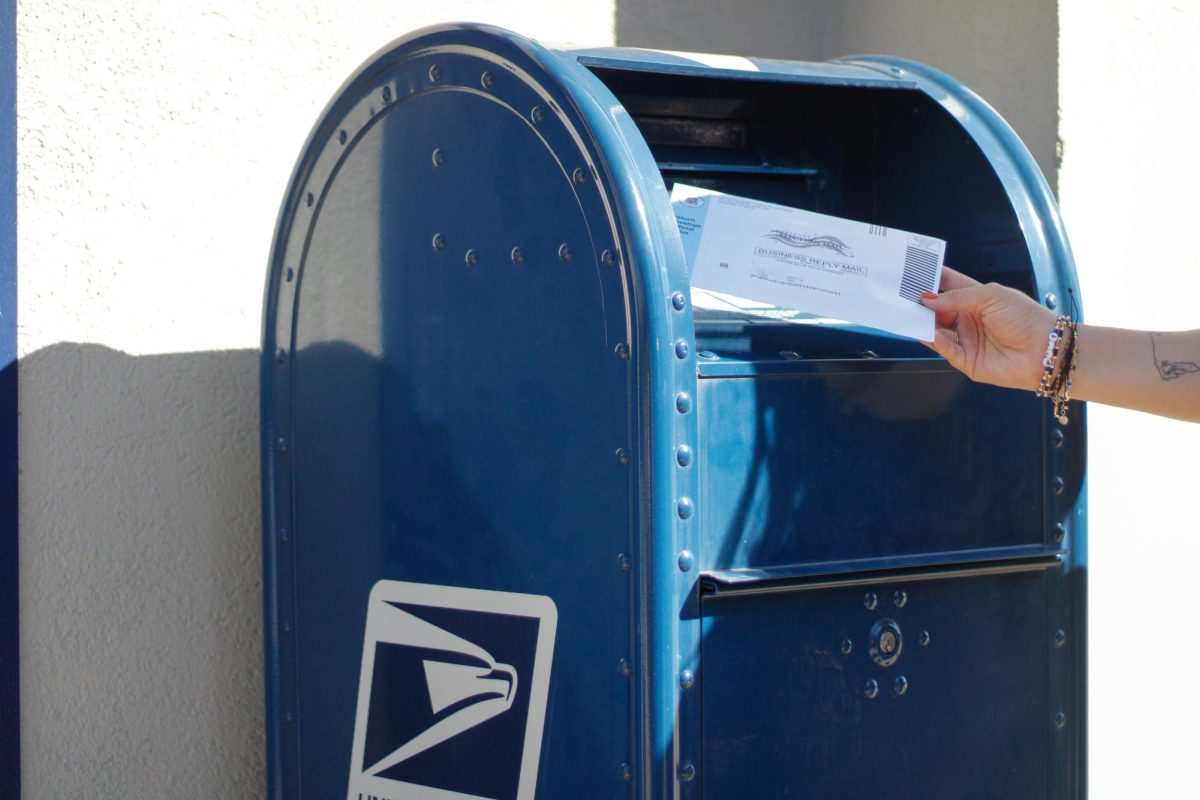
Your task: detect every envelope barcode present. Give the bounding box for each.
[868,225,888,237]
[899,246,939,302]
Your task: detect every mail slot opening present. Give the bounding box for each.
[587,65,1037,360]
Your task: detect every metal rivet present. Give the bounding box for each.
[1051,428,1065,447]
[674,339,690,360]
[677,497,693,520]
[601,249,616,267]
[465,249,478,268]
[432,148,445,167]
[1052,476,1065,496]
[618,658,632,677]
[676,444,693,467]
[572,167,587,186]
[338,129,347,145]
[893,675,909,696]
[277,437,287,453]
[680,669,695,690]
[859,349,879,359]
[614,342,630,361]
[678,762,696,782]
[283,710,295,723]
[480,71,494,89]
[1045,293,1058,310]
[671,291,686,311]
[558,243,572,262]
[840,638,853,655]
[889,65,904,75]
[697,351,718,360]
[780,350,802,360]
[619,763,632,782]
[677,550,694,572]
[893,590,908,608]
[864,679,880,700]
[432,233,446,251]
[305,192,314,207]
[918,630,931,647]
[510,246,524,265]
[1054,629,1066,647]
[285,266,294,282]
[1053,522,1066,542]
[675,392,692,414]
[428,65,440,83]
[531,106,544,124]
[1054,711,1067,729]
[279,528,289,543]
[276,347,286,363]
[381,85,392,104]
[864,592,878,611]
[615,448,630,466]
[617,552,631,572]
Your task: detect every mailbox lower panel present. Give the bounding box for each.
[700,570,1054,799]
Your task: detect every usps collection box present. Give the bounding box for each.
[262,23,1086,800]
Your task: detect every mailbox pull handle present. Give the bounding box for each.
[700,548,1063,599]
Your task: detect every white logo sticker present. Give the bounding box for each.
[347,581,557,800]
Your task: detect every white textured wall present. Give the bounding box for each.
[15,2,613,796]
[1058,2,1200,796]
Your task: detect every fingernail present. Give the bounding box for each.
[920,291,938,300]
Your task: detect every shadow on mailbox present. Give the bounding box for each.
[262,23,1086,800]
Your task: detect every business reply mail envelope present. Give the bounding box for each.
[671,183,945,341]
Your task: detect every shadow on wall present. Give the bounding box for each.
[18,343,264,797]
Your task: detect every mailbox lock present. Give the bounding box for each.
[868,619,903,667]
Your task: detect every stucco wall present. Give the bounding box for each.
[15,2,614,796]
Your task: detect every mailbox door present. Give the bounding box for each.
[700,573,1059,799]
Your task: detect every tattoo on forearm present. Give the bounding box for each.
[1150,332,1200,381]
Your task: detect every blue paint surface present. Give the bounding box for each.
[263,25,1085,799]
[0,0,18,795]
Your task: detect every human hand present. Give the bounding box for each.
[919,267,1058,391]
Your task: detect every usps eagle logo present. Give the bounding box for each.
[347,581,557,800]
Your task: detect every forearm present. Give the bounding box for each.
[1070,325,1200,422]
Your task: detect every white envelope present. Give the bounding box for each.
[671,183,945,341]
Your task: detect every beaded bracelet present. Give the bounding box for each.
[1035,315,1079,424]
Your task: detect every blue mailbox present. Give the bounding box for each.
[262,23,1086,800]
